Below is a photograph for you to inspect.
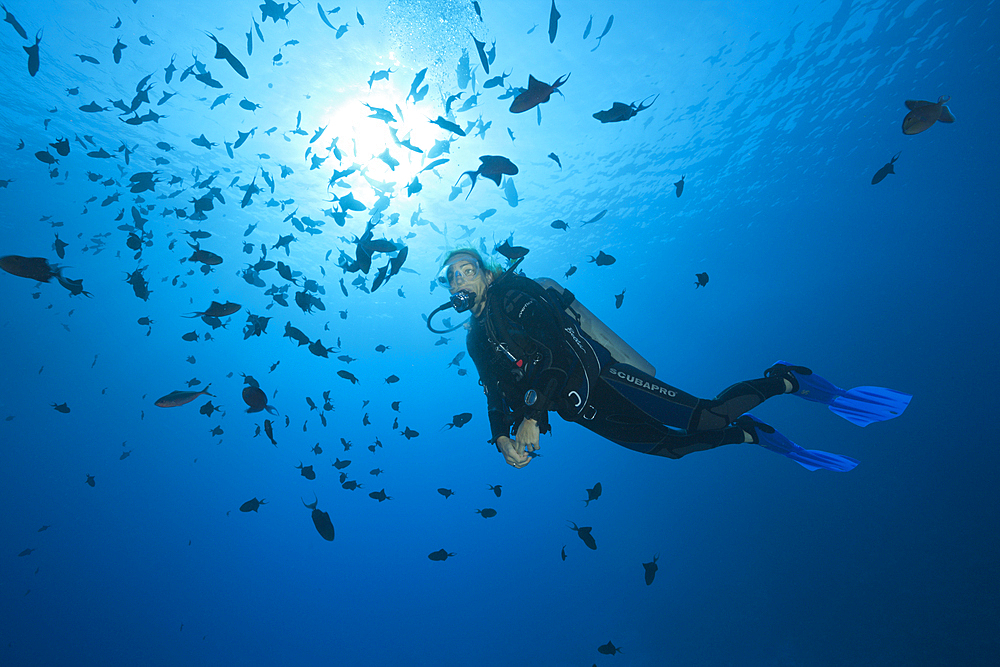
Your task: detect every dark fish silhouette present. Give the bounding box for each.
[429,116,466,136]
[458,155,518,198]
[551,219,568,231]
[597,641,622,655]
[694,272,709,288]
[489,484,502,497]
[242,386,278,415]
[582,210,607,225]
[564,265,577,278]
[24,30,41,77]
[614,290,625,309]
[51,402,70,414]
[547,152,561,168]
[548,0,560,43]
[296,462,316,480]
[509,73,569,113]
[495,240,528,260]
[18,548,34,557]
[186,301,241,319]
[469,31,489,74]
[1,255,59,282]
[85,474,95,487]
[206,32,248,78]
[476,508,497,518]
[155,385,214,407]
[568,520,597,549]
[902,96,955,135]
[2,4,27,39]
[871,152,901,185]
[561,545,567,560]
[368,488,392,502]
[445,412,472,429]
[593,95,657,123]
[240,497,266,512]
[588,251,615,266]
[302,495,335,541]
[593,15,614,50]
[674,175,685,197]
[428,549,455,561]
[438,488,454,498]
[584,482,602,506]
[643,554,659,585]
[338,370,359,384]
[333,458,351,470]
[112,37,126,64]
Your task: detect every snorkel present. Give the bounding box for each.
[426,254,525,334]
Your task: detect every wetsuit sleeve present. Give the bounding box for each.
[467,325,514,443]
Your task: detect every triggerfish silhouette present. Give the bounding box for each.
[509,74,569,113]
[902,96,955,135]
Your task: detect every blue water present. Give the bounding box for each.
[2,0,997,665]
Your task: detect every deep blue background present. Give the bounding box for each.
[2,1,997,665]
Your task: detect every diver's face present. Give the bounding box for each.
[448,260,490,315]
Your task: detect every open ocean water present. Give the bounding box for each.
[1,1,997,665]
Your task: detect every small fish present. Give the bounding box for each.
[614,290,625,309]
[430,116,466,136]
[240,497,266,512]
[902,96,955,135]
[564,265,577,278]
[155,385,214,407]
[593,96,658,123]
[509,74,570,114]
[643,554,659,585]
[24,30,41,77]
[871,152,901,185]
[428,549,455,561]
[694,272,709,288]
[568,520,597,550]
[368,488,392,502]
[597,641,622,655]
[547,0,560,43]
[582,210,607,225]
[584,482,602,506]
[561,545,567,560]
[384,374,400,384]
[495,240,529,261]
[476,508,497,518]
[437,488,454,498]
[489,484,502,497]
[458,155,518,199]
[112,37,127,64]
[588,251,616,266]
[338,370,359,384]
[547,152,561,168]
[296,462,316,480]
[445,412,472,429]
[51,402,70,413]
[401,426,419,439]
[2,4,28,39]
[674,175,685,197]
[302,494,335,541]
[85,474,95,487]
[593,15,614,50]
[206,32,248,79]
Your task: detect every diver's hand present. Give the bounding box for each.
[496,436,530,468]
[517,418,540,454]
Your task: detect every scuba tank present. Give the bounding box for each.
[534,278,656,377]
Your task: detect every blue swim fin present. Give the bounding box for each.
[767,361,912,427]
[738,415,859,472]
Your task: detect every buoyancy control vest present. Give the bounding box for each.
[480,272,605,422]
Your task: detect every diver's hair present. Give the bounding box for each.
[442,248,503,282]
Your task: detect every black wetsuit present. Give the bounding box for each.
[467,273,788,458]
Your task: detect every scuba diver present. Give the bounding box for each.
[427,249,911,471]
